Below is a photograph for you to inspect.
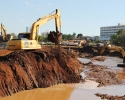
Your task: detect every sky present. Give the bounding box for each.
[0,0,125,36]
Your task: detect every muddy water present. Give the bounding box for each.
[0,81,101,100]
[0,84,74,100]
[78,57,125,80]
[0,57,125,100]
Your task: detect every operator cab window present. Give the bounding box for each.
[18,33,30,39]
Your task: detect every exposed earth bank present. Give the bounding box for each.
[0,46,83,97]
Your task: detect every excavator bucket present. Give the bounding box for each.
[48,31,62,45]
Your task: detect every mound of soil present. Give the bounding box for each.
[95,93,125,100]
[83,62,122,87]
[79,46,123,58]
[0,46,82,97]
[90,56,105,62]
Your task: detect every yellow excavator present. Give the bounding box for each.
[99,43,125,67]
[0,23,12,42]
[7,9,62,50]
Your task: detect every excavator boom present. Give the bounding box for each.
[30,9,61,41]
[1,23,7,41]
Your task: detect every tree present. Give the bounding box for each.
[62,33,75,40]
[62,34,68,40]
[77,33,83,39]
[110,29,125,48]
[67,34,74,40]
[10,33,17,39]
[110,34,119,45]
[38,35,44,42]
[38,35,48,42]
[73,32,76,38]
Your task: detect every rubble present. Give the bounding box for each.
[83,62,122,87]
[95,93,125,100]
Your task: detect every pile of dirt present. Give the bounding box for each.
[0,46,83,97]
[79,46,95,58]
[95,93,125,100]
[78,46,123,58]
[83,62,122,87]
[48,31,62,44]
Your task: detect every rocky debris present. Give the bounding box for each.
[83,62,122,87]
[90,56,105,62]
[95,93,125,100]
[0,46,82,97]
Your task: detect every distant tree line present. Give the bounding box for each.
[110,29,125,48]
[9,32,101,44]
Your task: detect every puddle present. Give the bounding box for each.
[0,84,74,100]
[78,57,123,68]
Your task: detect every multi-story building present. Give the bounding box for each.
[100,23,125,40]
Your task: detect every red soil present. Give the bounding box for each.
[0,46,82,97]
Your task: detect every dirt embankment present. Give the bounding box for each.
[0,47,83,97]
[78,45,123,59]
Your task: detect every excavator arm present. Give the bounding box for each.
[1,23,7,41]
[100,43,125,58]
[100,43,125,66]
[30,9,61,42]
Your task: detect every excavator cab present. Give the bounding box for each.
[18,33,30,39]
[7,32,41,50]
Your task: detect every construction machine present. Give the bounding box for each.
[0,23,12,42]
[7,9,62,50]
[0,23,12,49]
[99,43,125,67]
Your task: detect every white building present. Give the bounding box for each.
[100,23,125,40]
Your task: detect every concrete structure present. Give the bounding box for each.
[100,23,125,40]
[26,27,31,32]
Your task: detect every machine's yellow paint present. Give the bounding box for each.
[7,40,41,50]
[7,9,61,50]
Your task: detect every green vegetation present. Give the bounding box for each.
[62,33,84,40]
[10,33,18,39]
[110,29,125,48]
[38,35,48,42]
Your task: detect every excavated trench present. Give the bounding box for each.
[0,46,83,97]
